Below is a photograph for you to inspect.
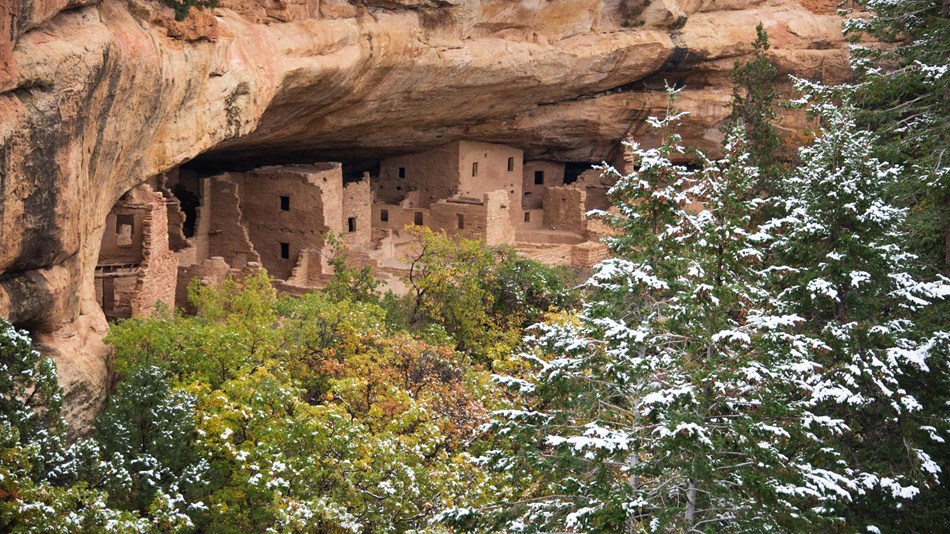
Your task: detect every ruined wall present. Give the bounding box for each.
[457,140,523,200]
[430,190,515,246]
[571,241,610,269]
[99,206,146,265]
[522,161,566,209]
[175,256,232,310]
[543,186,587,235]
[574,169,613,212]
[342,176,372,248]
[378,143,461,208]
[129,187,178,316]
[95,183,176,320]
[233,164,343,280]
[203,176,261,269]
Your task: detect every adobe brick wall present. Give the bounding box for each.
[203,176,261,269]
[99,206,146,265]
[202,164,342,280]
[378,143,460,208]
[457,140,523,201]
[175,256,232,310]
[342,175,372,248]
[542,186,587,235]
[130,186,178,317]
[430,190,515,246]
[522,160,566,209]
[95,184,177,319]
[571,241,610,269]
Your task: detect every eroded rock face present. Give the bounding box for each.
[0,0,849,433]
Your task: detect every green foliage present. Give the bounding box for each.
[95,365,208,519]
[100,267,513,532]
[403,226,575,365]
[489,246,579,327]
[472,99,829,532]
[0,319,155,532]
[846,0,950,270]
[322,232,383,304]
[726,23,783,188]
[163,0,218,22]
[768,86,950,532]
[405,226,518,362]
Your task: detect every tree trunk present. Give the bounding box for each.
[626,449,640,534]
[685,478,697,528]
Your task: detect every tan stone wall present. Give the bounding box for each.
[175,256,232,310]
[99,207,146,265]
[238,166,337,279]
[95,184,176,319]
[129,187,178,317]
[342,176,372,248]
[574,168,613,212]
[372,203,428,232]
[522,160,565,209]
[457,140,523,201]
[204,176,262,270]
[165,197,190,252]
[429,190,514,246]
[542,186,587,234]
[571,241,609,269]
[378,143,461,207]
[200,164,342,281]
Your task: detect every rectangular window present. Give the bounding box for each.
[280,195,290,211]
[115,214,134,247]
[380,209,389,222]
[398,167,406,179]
[280,242,290,260]
[507,157,514,172]
[457,214,464,229]
[414,212,423,225]
[472,162,478,177]
[524,212,531,223]
[534,170,544,185]
[348,217,357,233]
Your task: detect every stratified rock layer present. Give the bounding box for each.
[0,0,849,432]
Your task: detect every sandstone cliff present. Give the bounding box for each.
[0,0,849,433]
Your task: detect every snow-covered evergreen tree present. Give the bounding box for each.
[470,92,829,532]
[764,84,950,530]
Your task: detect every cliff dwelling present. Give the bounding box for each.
[95,184,178,320]
[94,139,614,315]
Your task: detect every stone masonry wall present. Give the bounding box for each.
[130,185,178,317]
[236,164,342,280]
[542,186,587,235]
[204,176,261,269]
[377,143,461,208]
[342,175,372,248]
[522,160,566,209]
[457,140,523,201]
[430,190,515,246]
